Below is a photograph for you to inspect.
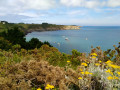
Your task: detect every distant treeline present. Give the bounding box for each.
[0,26,52,50]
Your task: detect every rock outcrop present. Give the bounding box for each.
[26,25,80,34]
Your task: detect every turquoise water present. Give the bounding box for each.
[26,26,120,54]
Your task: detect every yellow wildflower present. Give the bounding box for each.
[67,61,70,63]
[89,73,93,75]
[107,76,114,80]
[79,69,83,71]
[81,71,93,75]
[106,69,111,73]
[105,60,113,64]
[45,86,50,89]
[92,56,96,58]
[110,64,119,69]
[91,53,97,56]
[45,84,54,89]
[113,76,118,79]
[95,63,101,66]
[81,63,87,66]
[117,72,120,76]
[37,88,42,90]
[81,72,84,74]
[85,71,89,75]
[99,60,102,63]
[106,69,113,75]
[78,77,82,79]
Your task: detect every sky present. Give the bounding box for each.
[0,0,120,26]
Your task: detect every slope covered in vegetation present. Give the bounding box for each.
[0,44,120,90]
[0,22,80,34]
[0,26,120,90]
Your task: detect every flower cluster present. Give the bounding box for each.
[45,84,54,89]
[107,76,118,80]
[37,88,42,90]
[81,63,87,66]
[91,53,97,59]
[81,71,93,75]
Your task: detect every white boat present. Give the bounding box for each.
[86,38,88,40]
[57,43,60,46]
[65,38,69,40]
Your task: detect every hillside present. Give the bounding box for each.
[0,23,120,90]
[0,22,80,34]
[0,45,120,90]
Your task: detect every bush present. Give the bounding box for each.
[0,37,12,50]
[0,27,52,50]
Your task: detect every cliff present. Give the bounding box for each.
[26,25,80,34]
[0,23,81,34]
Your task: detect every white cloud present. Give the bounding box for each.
[18,13,38,18]
[107,0,120,7]
[0,0,56,16]
[18,0,56,10]
[60,0,102,8]
[60,0,120,8]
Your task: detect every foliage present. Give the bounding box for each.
[0,27,52,50]
[0,44,120,90]
[0,37,12,50]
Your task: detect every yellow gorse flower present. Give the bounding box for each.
[78,77,82,79]
[45,84,54,89]
[90,53,97,56]
[37,88,42,90]
[107,76,119,80]
[95,63,101,66]
[106,69,113,75]
[110,64,119,69]
[81,71,92,75]
[113,76,119,79]
[107,76,114,80]
[81,63,87,66]
[105,60,113,64]
[107,64,120,69]
[92,56,96,59]
[81,72,84,74]
[117,72,120,76]
[79,69,83,71]
[67,61,70,63]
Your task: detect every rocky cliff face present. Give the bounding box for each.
[26,25,80,34]
[62,25,80,30]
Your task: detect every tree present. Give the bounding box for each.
[27,38,43,49]
[0,27,26,46]
[44,41,52,47]
[0,37,12,50]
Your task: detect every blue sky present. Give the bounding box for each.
[0,0,120,26]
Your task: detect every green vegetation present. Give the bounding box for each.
[0,44,120,90]
[0,22,65,34]
[0,26,52,50]
[0,24,120,90]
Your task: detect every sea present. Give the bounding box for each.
[26,26,120,54]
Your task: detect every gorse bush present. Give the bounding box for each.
[0,44,120,90]
[0,27,52,50]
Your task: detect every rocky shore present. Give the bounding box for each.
[26,25,80,34]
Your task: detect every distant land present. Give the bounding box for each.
[0,21,80,34]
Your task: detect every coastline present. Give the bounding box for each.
[25,25,81,34]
